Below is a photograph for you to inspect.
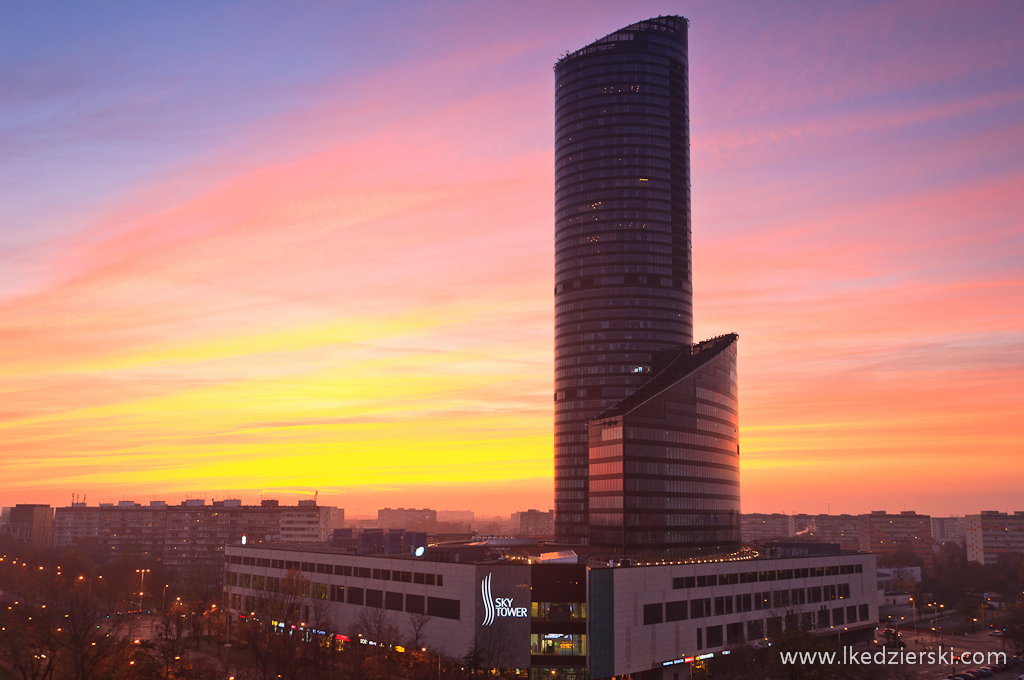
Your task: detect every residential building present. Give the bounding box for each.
[857,511,933,576]
[4,504,53,550]
[965,511,1024,565]
[515,509,555,538]
[437,510,474,524]
[742,514,795,544]
[931,516,964,545]
[52,499,334,579]
[377,508,437,529]
[791,514,861,551]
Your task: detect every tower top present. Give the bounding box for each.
[555,16,689,68]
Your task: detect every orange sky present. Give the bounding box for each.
[1,2,1021,517]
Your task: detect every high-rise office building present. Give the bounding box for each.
[554,17,740,556]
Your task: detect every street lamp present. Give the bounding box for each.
[135,569,150,611]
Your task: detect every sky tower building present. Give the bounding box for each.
[554,17,741,557]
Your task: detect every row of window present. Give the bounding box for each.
[556,198,672,222]
[557,232,675,253]
[556,317,686,336]
[556,219,674,243]
[226,558,444,586]
[555,61,670,89]
[557,115,674,144]
[672,564,863,589]
[555,49,672,79]
[557,136,673,168]
[556,249,674,267]
[556,165,674,190]
[646,605,872,650]
[555,83,672,110]
[591,528,737,546]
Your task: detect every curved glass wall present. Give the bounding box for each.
[554,16,693,545]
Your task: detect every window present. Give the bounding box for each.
[689,598,710,618]
[714,596,732,616]
[746,619,763,641]
[643,603,663,625]
[347,587,363,606]
[832,608,845,625]
[366,589,383,608]
[673,576,695,589]
[859,604,869,621]
[705,625,723,648]
[406,594,425,614]
[665,600,687,622]
[727,622,744,644]
[530,634,586,656]
[532,602,587,622]
[427,596,460,620]
[385,592,403,611]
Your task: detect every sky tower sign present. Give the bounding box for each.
[480,573,528,625]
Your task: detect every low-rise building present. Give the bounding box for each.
[224,543,877,680]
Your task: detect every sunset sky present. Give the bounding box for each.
[1,1,1021,518]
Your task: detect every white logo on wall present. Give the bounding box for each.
[480,573,528,626]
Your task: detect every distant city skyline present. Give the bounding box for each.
[1,2,1022,517]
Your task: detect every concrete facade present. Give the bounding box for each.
[965,511,1024,565]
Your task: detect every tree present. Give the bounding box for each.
[355,607,400,680]
[406,612,432,650]
[240,569,308,680]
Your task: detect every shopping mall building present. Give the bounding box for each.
[224,541,877,680]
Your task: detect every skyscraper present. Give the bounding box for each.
[554,17,740,557]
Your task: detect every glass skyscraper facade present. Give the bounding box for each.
[588,335,741,560]
[554,17,695,545]
[554,17,740,557]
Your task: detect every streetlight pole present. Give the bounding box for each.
[162,585,168,613]
[135,569,150,611]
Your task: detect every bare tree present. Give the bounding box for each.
[406,612,432,650]
[240,569,307,680]
[304,594,341,680]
